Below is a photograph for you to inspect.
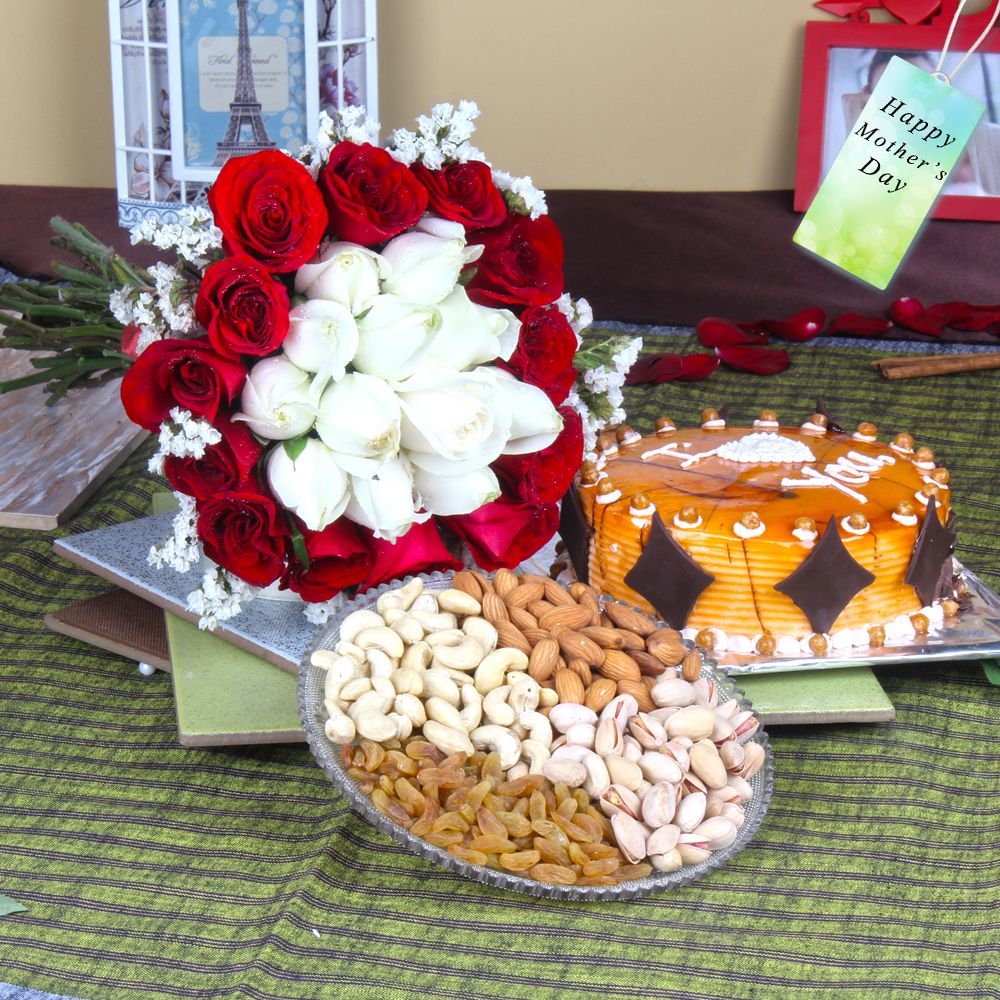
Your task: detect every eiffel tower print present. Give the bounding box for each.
[213,0,276,166]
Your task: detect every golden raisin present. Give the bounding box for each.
[808,633,829,656]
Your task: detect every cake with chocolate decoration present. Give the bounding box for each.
[561,404,960,657]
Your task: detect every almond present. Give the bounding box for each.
[543,578,577,608]
[567,657,593,686]
[568,581,600,604]
[598,649,642,683]
[451,571,482,601]
[496,620,532,656]
[506,581,544,608]
[584,677,618,713]
[528,638,560,682]
[553,628,605,667]
[523,627,551,647]
[519,572,550,588]
[470,570,494,594]
[537,604,593,632]
[647,628,686,667]
[493,568,519,599]
[617,678,656,712]
[529,600,557,619]
[507,606,538,632]
[681,649,703,682]
[579,625,645,652]
[554,668,586,704]
[604,603,657,636]
[631,650,668,676]
[481,592,510,627]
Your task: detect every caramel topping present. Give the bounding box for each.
[930,467,950,485]
[756,634,777,656]
[914,446,934,464]
[616,425,635,444]
[941,598,960,618]
[856,422,877,437]
[579,461,599,486]
[794,516,817,532]
[910,612,930,635]
[893,432,914,450]
[868,624,886,647]
[895,500,915,516]
[655,416,676,433]
[808,633,828,656]
[807,413,828,428]
[631,493,651,510]
[677,504,700,524]
[639,522,652,546]
[847,513,869,531]
[758,409,777,422]
[701,408,720,423]
[739,511,762,530]
[695,628,716,652]
[596,479,617,496]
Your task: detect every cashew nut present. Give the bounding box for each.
[420,670,461,706]
[410,593,439,614]
[482,685,516,726]
[381,607,406,627]
[506,762,529,781]
[354,626,405,660]
[385,711,413,741]
[339,677,373,703]
[339,609,385,645]
[323,656,362,702]
[431,638,485,673]
[353,710,399,742]
[390,667,424,696]
[423,719,474,756]
[393,693,426,727]
[436,588,482,617]
[310,648,339,669]
[462,617,497,654]
[459,686,483,731]
[377,578,423,616]
[548,703,598,733]
[474,647,529,694]
[520,738,551,774]
[425,696,466,732]
[470,724,522,769]
[366,648,396,680]
[390,615,425,645]
[508,678,540,716]
[401,641,432,671]
[410,609,458,632]
[424,628,466,648]
[324,712,356,744]
[519,710,553,746]
[335,641,366,663]
[538,688,559,708]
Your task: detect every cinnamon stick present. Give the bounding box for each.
[871,353,1000,380]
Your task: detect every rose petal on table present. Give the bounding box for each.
[760,308,825,342]
[715,345,791,375]
[826,312,893,336]
[625,353,719,385]
[696,317,768,347]
[944,303,1000,332]
[890,297,946,336]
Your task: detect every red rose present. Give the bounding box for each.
[163,416,264,501]
[494,407,583,504]
[446,499,559,572]
[467,214,564,309]
[195,256,290,358]
[411,160,507,229]
[197,488,288,587]
[359,519,462,592]
[282,518,370,602]
[318,142,428,246]
[120,336,246,432]
[208,150,327,273]
[498,305,577,405]
[121,324,142,360]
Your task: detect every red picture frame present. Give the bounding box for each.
[795,2,1000,221]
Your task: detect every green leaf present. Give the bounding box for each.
[983,660,1000,686]
[354,305,373,322]
[0,895,25,916]
[283,435,310,462]
[289,520,311,570]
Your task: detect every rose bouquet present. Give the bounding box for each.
[0,104,639,628]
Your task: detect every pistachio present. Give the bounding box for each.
[645,824,681,856]
[641,781,678,828]
[665,705,716,741]
[651,678,697,708]
[674,791,707,833]
[611,813,650,864]
[694,816,739,851]
[689,739,728,789]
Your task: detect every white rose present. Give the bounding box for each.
[282,299,359,389]
[235,356,316,440]
[488,367,564,455]
[315,372,401,476]
[424,286,520,370]
[413,465,500,517]
[380,217,483,306]
[266,438,349,532]
[395,363,511,476]
[353,294,442,380]
[293,241,388,314]
[346,457,431,542]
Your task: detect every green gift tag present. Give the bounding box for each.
[795,57,984,289]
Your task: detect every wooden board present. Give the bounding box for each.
[0,349,147,529]
[44,588,171,673]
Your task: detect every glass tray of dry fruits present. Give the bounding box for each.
[298,569,774,900]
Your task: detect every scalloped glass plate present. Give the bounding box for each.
[298,572,775,900]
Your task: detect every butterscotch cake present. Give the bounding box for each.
[561,406,959,656]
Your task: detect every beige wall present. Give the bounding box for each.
[0,0,832,190]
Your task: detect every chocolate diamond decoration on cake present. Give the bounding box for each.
[774,516,875,634]
[815,397,844,434]
[559,488,591,584]
[623,513,715,629]
[904,496,957,606]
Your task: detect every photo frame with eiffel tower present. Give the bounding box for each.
[108,0,378,225]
